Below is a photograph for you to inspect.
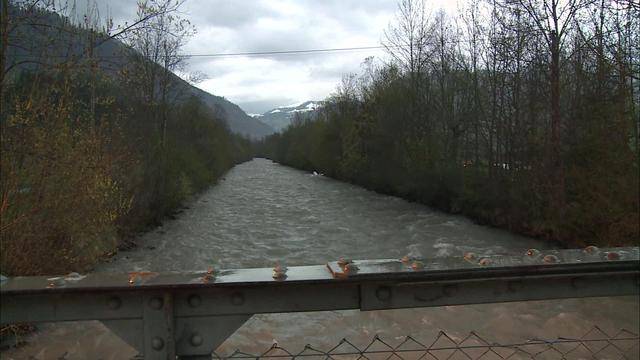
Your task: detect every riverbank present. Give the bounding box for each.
[96,162,247,270]
[259,150,637,250]
[269,157,570,249]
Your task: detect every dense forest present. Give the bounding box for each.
[259,0,639,247]
[0,1,252,275]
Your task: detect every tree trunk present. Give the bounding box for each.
[0,0,9,101]
[549,31,566,222]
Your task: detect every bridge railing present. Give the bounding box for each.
[1,247,639,359]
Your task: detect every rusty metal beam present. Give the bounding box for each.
[1,246,638,359]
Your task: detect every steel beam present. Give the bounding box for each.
[173,283,360,317]
[1,246,638,359]
[0,291,142,323]
[142,292,176,359]
[360,271,639,311]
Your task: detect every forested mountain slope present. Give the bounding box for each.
[3,4,274,139]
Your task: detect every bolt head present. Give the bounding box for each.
[151,337,164,350]
[605,252,620,261]
[46,277,65,288]
[526,248,540,257]
[107,296,122,310]
[191,334,203,346]
[583,245,600,255]
[188,294,202,308]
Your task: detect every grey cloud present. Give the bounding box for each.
[302,0,397,31]
[184,0,276,29]
[76,0,398,111]
[309,63,358,79]
[185,0,393,59]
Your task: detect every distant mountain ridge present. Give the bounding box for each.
[256,101,324,132]
[187,86,275,138]
[6,5,275,139]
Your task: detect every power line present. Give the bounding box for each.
[9,45,389,59]
[185,46,387,58]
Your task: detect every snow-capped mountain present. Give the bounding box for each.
[255,101,324,131]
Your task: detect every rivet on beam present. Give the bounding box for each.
[188,294,202,308]
[107,296,122,310]
[463,252,477,263]
[584,245,600,256]
[46,277,65,288]
[526,248,541,257]
[151,337,164,350]
[605,252,620,261]
[272,263,288,280]
[344,262,359,274]
[201,267,215,282]
[190,333,203,347]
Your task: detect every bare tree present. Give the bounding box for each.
[505,0,590,224]
[124,0,194,147]
[461,0,486,166]
[383,0,435,142]
[383,0,433,76]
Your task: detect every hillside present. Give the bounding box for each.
[4,5,275,139]
[189,86,275,138]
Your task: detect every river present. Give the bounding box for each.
[3,158,638,359]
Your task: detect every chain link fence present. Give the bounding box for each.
[212,327,639,360]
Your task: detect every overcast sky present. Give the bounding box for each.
[87,0,458,114]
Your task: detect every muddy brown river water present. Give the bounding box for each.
[3,158,638,359]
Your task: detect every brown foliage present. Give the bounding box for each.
[0,82,132,276]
